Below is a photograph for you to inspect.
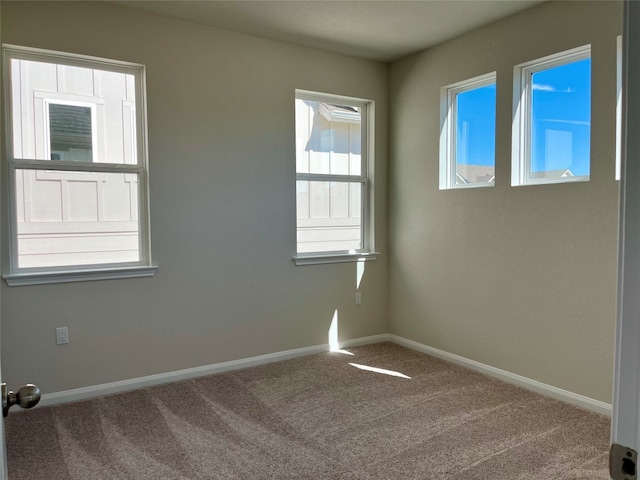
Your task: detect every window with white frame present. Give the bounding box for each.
[3,45,156,285]
[294,90,376,264]
[512,45,592,186]
[439,72,497,189]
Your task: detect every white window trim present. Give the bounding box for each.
[293,89,378,265]
[439,71,496,190]
[511,44,591,186]
[294,251,378,266]
[4,265,158,287]
[2,44,157,285]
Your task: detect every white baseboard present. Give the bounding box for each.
[339,333,390,349]
[38,332,610,417]
[389,334,612,416]
[39,333,390,408]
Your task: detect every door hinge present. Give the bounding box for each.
[611,443,638,480]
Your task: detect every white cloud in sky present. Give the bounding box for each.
[540,118,590,126]
[532,83,576,93]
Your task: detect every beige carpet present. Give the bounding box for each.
[5,342,610,479]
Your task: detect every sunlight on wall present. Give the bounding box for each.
[328,309,354,355]
[356,259,366,290]
[329,309,339,351]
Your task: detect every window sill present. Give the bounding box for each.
[294,252,379,266]
[444,182,495,190]
[4,265,159,286]
[514,175,590,187]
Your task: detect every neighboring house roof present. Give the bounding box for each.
[329,104,358,113]
[455,167,575,184]
[456,165,495,184]
[530,169,574,179]
[319,102,361,123]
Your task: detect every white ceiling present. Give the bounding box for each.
[115,0,544,62]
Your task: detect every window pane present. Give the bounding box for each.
[455,84,496,185]
[11,58,137,165]
[15,169,140,268]
[295,99,361,176]
[49,104,93,161]
[531,58,591,178]
[296,181,362,253]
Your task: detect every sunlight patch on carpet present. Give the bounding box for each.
[349,363,412,379]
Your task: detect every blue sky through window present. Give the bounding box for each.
[456,84,496,168]
[531,58,591,176]
[452,58,590,183]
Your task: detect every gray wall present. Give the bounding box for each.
[389,1,622,403]
[0,1,389,393]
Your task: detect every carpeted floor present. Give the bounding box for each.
[5,342,610,479]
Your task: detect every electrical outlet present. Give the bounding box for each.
[56,327,69,345]
[355,292,362,305]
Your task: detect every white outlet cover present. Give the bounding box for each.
[56,327,69,345]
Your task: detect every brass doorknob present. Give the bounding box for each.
[2,383,41,417]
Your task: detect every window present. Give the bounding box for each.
[47,101,96,162]
[512,45,591,186]
[294,90,377,265]
[3,45,156,285]
[439,72,497,189]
